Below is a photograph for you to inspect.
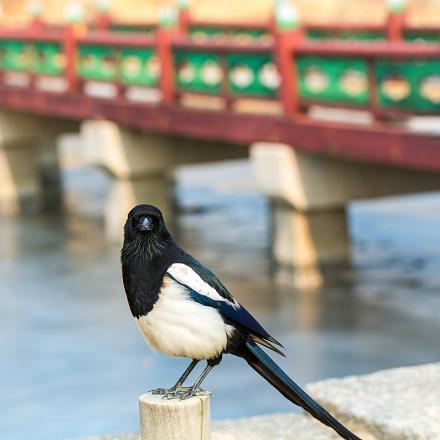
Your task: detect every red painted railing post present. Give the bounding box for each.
[63,5,87,93]
[29,1,44,29]
[31,17,45,29]
[177,0,191,36]
[64,25,78,93]
[157,7,178,105]
[93,0,112,30]
[95,13,112,31]
[387,12,406,41]
[386,0,407,41]
[273,1,302,118]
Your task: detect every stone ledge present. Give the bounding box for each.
[307,363,440,440]
[74,412,340,440]
[213,412,339,439]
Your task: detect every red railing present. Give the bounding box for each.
[0,7,439,122]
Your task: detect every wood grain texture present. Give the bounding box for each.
[139,392,211,440]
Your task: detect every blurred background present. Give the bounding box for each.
[0,0,440,439]
[1,0,440,25]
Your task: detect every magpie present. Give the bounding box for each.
[121,204,361,440]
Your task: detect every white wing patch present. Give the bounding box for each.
[136,276,234,360]
[167,263,238,307]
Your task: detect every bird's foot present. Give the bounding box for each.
[160,386,193,399]
[150,385,192,398]
[150,385,187,396]
[154,386,212,400]
[175,387,212,400]
[150,387,170,395]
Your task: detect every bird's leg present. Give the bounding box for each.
[150,359,199,396]
[175,362,215,400]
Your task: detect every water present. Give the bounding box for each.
[1,161,440,440]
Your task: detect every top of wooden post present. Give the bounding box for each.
[139,392,212,440]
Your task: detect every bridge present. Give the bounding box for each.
[0,0,439,284]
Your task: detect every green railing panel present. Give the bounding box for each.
[109,24,155,36]
[230,29,271,43]
[77,44,118,81]
[174,50,222,93]
[376,59,440,112]
[307,30,385,41]
[33,41,64,75]
[120,47,160,86]
[404,32,440,43]
[297,56,369,105]
[338,31,385,41]
[189,26,270,43]
[227,53,279,97]
[306,30,333,40]
[189,26,226,40]
[0,40,32,71]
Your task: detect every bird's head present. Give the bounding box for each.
[122,204,171,257]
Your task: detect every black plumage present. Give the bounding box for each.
[121,204,362,440]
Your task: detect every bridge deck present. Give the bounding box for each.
[1,86,438,172]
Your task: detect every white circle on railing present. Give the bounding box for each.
[201,60,223,86]
[304,66,329,93]
[259,62,280,90]
[178,62,196,84]
[123,56,141,77]
[381,75,410,101]
[339,69,367,96]
[230,65,254,89]
[420,75,440,104]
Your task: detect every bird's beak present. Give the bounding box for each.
[138,216,153,231]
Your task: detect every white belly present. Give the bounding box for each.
[135,277,233,360]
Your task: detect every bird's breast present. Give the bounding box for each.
[135,277,234,360]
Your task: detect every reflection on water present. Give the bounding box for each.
[1,161,440,440]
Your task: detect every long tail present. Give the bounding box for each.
[244,340,362,440]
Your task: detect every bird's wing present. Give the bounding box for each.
[166,261,284,354]
[178,254,236,303]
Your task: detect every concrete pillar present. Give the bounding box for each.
[0,141,42,215]
[81,119,248,243]
[251,142,440,287]
[271,206,348,267]
[0,110,78,215]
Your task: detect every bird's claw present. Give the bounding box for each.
[162,387,191,400]
[151,386,213,400]
[150,387,171,395]
[171,388,212,400]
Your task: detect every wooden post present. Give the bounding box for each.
[139,392,211,440]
